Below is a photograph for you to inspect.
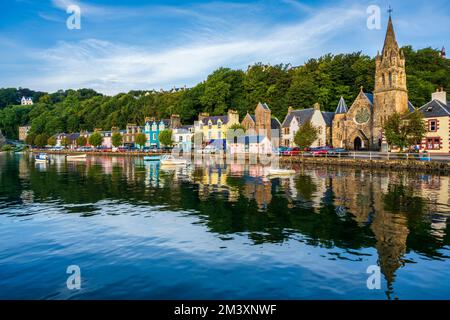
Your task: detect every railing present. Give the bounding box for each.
[285,151,450,163]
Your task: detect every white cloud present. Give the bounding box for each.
[19,4,365,95]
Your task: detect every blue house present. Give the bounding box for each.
[143,115,181,149]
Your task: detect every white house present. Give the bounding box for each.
[173,125,194,152]
[21,97,33,105]
[281,103,334,148]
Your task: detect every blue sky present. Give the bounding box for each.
[1,0,449,95]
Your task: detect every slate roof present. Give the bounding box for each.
[321,112,335,126]
[408,101,415,112]
[335,97,348,114]
[200,115,229,125]
[281,109,314,128]
[418,99,450,118]
[258,102,270,110]
[271,118,282,130]
[364,93,374,105]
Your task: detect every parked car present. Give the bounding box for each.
[203,145,218,154]
[283,147,301,156]
[277,146,289,155]
[327,148,348,156]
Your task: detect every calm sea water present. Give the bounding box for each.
[0,153,449,300]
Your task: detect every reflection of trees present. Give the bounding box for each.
[2,156,449,293]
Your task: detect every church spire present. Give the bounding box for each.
[382,13,399,54]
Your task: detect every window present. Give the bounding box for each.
[218,132,222,139]
[428,120,437,132]
[389,72,392,86]
[426,138,440,150]
[179,136,183,142]
[152,133,156,140]
[208,121,212,129]
[208,131,212,140]
[217,121,222,129]
[284,128,290,135]
[382,73,385,85]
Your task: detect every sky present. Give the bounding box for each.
[0,0,449,95]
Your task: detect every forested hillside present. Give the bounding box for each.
[0,46,448,140]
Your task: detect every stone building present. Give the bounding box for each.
[241,102,281,141]
[281,103,334,148]
[332,14,414,150]
[18,125,31,142]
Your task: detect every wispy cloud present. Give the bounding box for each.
[19,3,365,95]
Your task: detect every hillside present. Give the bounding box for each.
[0,46,448,140]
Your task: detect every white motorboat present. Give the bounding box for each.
[66,154,87,160]
[35,153,50,163]
[160,155,189,166]
[266,168,296,177]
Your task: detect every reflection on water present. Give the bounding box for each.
[0,153,449,299]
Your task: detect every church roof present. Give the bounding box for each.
[364,93,374,105]
[418,100,450,118]
[408,101,415,112]
[257,102,270,110]
[335,97,348,114]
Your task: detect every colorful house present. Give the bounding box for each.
[144,115,181,148]
[173,125,194,152]
[194,110,240,147]
[417,88,450,155]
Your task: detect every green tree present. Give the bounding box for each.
[88,132,103,148]
[111,132,123,147]
[384,110,426,150]
[25,133,35,146]
[158,129,173,147]
[47,136,57,146]
[135,133,147,149]
[76,136,87,147]
[34,134,48,148]
[294,122,318,149]
[61,137,71,148]
[229,123,246,132]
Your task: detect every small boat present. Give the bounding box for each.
[160,155,189,166]
[35,153,50,163]
[66,154,87,160]
[266,168,296,177]
[143,155,161,162]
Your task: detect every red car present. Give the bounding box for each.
[311,147,333,156]
[283,147,301,156]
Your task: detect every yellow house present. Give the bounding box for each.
[194,110,239,143]
[418,89,450,155]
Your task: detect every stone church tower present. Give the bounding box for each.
[373,14,409,143]
[331,13,411,151]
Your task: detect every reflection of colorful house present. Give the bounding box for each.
[194,110,240,144]
[144,115,181,148]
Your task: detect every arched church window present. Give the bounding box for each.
[382,74,385,85]
[389,72,393,86]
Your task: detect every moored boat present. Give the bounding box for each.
[66,154,87,160]
[160,155,189,166]
[266,168,296,177]
[35,153,50,163]
[143,155,161,162]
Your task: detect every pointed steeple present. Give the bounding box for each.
[382,14,399,54]
[335,97,348,114]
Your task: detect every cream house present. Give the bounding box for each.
[418,88,450,155]
[281,103,334,148]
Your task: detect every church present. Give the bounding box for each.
[332,14,414,151]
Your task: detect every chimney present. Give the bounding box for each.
[313,103,321,111]
[199,112,209,122]
[441,47,446,59]
[227,109,239,125]
[432,88,447,105]
[170,114,181,129]
[288,106,294,114]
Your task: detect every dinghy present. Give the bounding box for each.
[160,155,189,166]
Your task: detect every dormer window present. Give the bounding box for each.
[208,121,212,129]
[217,121,222,129]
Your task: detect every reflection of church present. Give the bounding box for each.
[332,14,414,151]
